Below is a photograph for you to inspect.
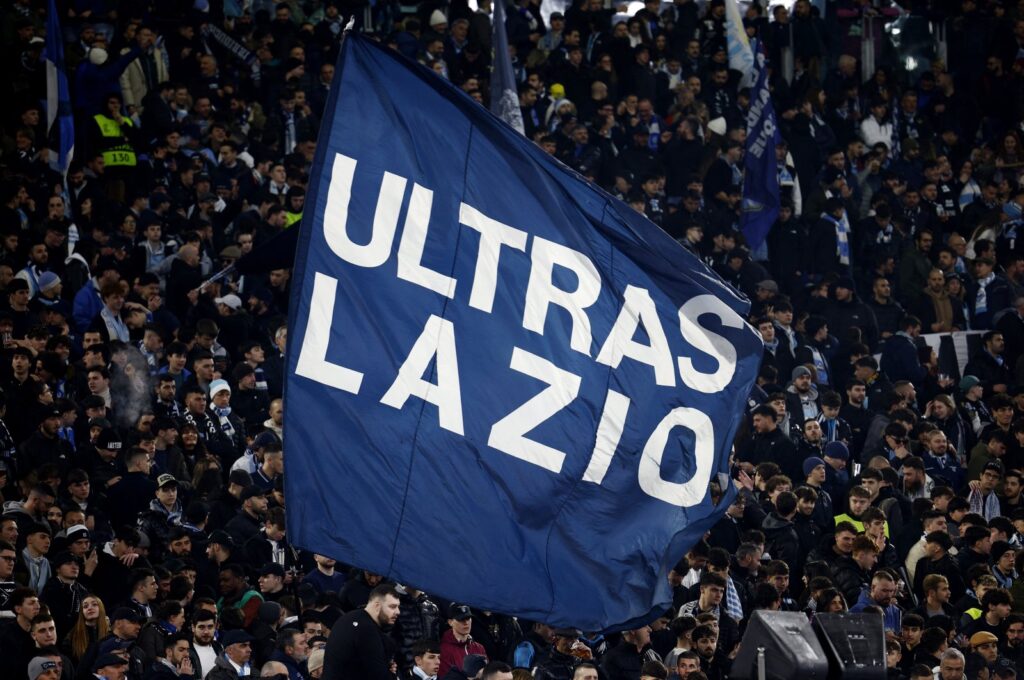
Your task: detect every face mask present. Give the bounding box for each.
[88,47,108,66]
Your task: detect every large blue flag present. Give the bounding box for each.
[490,0,525,134]
[284,33,762,631]
[741,50,781,251]
[44,0,74,177]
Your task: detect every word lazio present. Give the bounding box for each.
[294,152,748,507]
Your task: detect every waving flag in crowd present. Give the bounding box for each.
[741,48,782,251]
[490,0,525,134]
[44,0,74,176]
[283,32,762,631]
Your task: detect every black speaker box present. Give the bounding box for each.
[812,612,887,680]
[731,611,829,680]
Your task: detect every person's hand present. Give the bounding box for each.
[738,469,754,491]
[147,294,163,312]
[106,476,122,488]
[968,479,981,493]
[120,551,139,567]
[187,289,199,305]
[571,641,594,660]
[84,548,99,576]
[178,656,193,675]
[871,533,886,552]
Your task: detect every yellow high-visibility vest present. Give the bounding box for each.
[93,114,137,167]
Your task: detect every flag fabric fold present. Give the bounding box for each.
[724,0,755,87]
[45,0,74,176]
[283,33,761,631]
[741,49,782,251]
[490,0,525,134]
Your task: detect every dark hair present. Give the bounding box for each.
[775,491,797,517]
[482,662,514,679]
[412,639,441,658]
[368,584,400,601]
[692,624,716,642]
[192,609,217,626]
[128,568,155,593]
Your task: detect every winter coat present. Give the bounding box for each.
[322,608,398,680]
[118,46,170,111]
[439,629,487,678]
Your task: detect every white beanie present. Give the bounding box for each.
[707,117,727,136]
[429,9,448,26]
[88,47,108,66]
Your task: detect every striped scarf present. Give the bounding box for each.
[823,212,851,266]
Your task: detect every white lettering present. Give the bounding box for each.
[677,295,744,393]
[638,407,715,506]
[396,183,457,297]
[582,389,631,484]
[523,237,601,355]
[596,285,675,387]
[294,272,364,394]
[380,314,464,435]
[488,347,581,473]
[459,203,528,313]
[323,153,406,268]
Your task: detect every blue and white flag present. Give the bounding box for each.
[741,50,781,251]
[45,0,74,177]
[490,0,525,134]
[724,0,755,87]
[284,34,761,631]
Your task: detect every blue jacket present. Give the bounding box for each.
[72,279,102,333]
[849,589,901,632]
[269,650,305,680]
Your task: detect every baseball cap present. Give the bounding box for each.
[240,486,266,501]
[110,607,144,623]
[756,280,779,293]
[28,657,58,680]
[96,428,123,451]
[156,473,178,488]
[260,563,285,577]
[553,627,582,638]
[51,551,79,567]
[214,294,242,311]
[448,604,472,621]
[253,431,281,449]
[208,530,235,549]
[463,655,488,677]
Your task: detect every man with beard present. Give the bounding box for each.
[849,571,902,633]
[323,584,402,679]
[902,457,934,502]
[797,420,824,461]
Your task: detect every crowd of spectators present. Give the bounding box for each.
[8,0,1024,679]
